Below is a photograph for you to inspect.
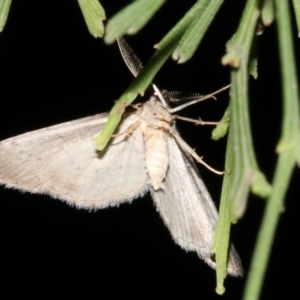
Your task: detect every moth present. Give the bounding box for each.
[0,38,243,276]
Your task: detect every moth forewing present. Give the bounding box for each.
[0,113,149,209]
[151,130,243,277]
[0,114,108,193]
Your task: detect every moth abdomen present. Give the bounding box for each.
[144,127,169,190]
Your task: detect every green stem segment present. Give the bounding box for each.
[212,118,234,295]
[0,0,12,32]
[243,153,295,300]
[243,0,300,299]
[222,0,271,219]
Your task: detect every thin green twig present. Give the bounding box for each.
[222,0,271,219]
[243,0,300,299]
[0,0,12,32]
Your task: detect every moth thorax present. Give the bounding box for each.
[144,126,169,190]
[142,99,173,123]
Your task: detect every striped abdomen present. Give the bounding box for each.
[144,126,169,190]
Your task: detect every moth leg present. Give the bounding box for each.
[112,120,141,137]
[169,127,224,175]
[174,115,226,126]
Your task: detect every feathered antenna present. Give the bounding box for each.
[117,37,143,77]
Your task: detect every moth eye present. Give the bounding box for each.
[210,253,216,263]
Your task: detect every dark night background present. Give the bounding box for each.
[0,1,299,299]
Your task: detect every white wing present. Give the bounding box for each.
[151,134,243,276]
[0,113,149,208]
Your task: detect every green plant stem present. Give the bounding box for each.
[105,0,165,44]
[212,117,234,295]
[0,0,12,32]
[222,0,271,218]
[243,0,300,299]
[275,0,300,161]
[242,153,295,300]
[78,0,106,38]
[292,0,300,37]
[172,0,224,63]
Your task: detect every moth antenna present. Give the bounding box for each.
[117,37,144,77]
[163,90,211,103]
[117,38,168,109]
[170,84,231,113]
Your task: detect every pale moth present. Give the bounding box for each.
[0,38,243,276]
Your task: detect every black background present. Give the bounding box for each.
[0,1,299,299]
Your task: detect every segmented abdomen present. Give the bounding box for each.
[144,126,169,190]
